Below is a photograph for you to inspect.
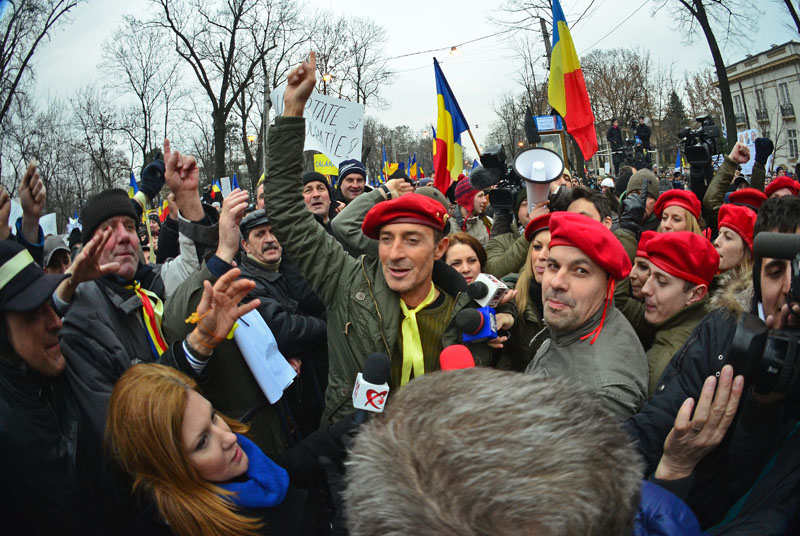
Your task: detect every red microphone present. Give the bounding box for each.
[439,344,475,371]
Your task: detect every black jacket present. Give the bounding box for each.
[607,125,624,149]
[0,357,117,535]
[239,255,327,359]
[624,309,800,531]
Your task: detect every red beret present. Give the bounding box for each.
[635,230,658,259]
[524,213,551,241]
[727,188,767,212]
[718,203,757,252]
[653,189,701,220]
[548,212,631,280]
[646,231,719,287]
[362,193,449,239]
[765,176,800,198]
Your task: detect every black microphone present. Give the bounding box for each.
[455,307,498,343]
[352,353,391,424]
[469,165,502,190]
[754,232,800,261]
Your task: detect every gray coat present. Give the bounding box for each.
[525,303,648,420]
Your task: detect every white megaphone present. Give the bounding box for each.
[512,148,565,213]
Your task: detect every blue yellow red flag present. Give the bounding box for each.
[128,172,138,199]
[410,153,418,180]
[381,145,389,183]
[433,58,469,193]
[548,0,597,159]
[211,179,222,199]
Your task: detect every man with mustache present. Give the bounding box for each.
[525,211,648,420]
[263,52,512,424]
[238,208,328,436]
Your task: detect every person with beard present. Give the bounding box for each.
[525,211,648,420]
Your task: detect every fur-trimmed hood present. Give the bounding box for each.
[707,264,753,317]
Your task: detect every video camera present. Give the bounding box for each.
[730,232,800,398]
[677,115,720,167]
[471,144,518,212]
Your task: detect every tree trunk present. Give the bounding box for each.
[213,111,226,182]
[785,0,800,34]
[694,0,736,152]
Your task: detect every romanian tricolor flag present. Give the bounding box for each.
[433,58,469,194]
[211,179,222,199]
[548,0,598,160]
[158,199,169,222]
[128,171,138,199]
[409,153,418,180]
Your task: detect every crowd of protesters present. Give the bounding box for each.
[2,51,800,535]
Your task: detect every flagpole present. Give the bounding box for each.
[466,129,481,157]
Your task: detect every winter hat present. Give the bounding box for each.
[727,188,767,212]
[718,203,757,253]
[43,235,70,267]
[454,175,480,209]
[389,167,409,180]
[81,188,138,244]
[548,212,631,281]
[302,172,330,190]
[653,189,702,220]
[765,176,800,198]
[338,159,367,181]
[646,231,719,287]
[626,169,660,199]
[67,227,83,249]
[362,193,449,239]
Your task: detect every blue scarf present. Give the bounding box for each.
[218,434,289,509]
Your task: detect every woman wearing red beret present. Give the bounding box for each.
[707,203,757,314]
[653,190,703,234]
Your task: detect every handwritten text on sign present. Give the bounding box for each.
[271,85,364,168]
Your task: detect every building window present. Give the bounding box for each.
[779,82,790,105]
[756,88,766,110]
[734,95,743,113]
[789,130,798,159]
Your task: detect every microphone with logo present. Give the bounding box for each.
[352,352,391,425]
[467,273,509,308]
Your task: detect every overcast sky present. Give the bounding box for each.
[33,0,796,152]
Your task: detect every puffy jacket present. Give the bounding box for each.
[264,116,499,424]
[634,480,704,536]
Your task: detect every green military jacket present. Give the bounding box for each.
[265,117,495,425]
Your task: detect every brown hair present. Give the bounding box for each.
[445,232,487,269]
[105,364,261,536]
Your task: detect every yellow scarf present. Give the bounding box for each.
[399,283,437,386]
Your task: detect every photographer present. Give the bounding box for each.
[624,196,800,531]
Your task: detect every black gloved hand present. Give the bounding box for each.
[754,138,774,166]
[328,410,361,450]
[491,210,514,238]
[139,160,166,200]
[619,178,649,234]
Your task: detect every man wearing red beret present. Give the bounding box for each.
[525,212,648,420]
[639,232,719,397]
[263,53,512,424]
[765,175,800,198]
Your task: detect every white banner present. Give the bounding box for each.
[271,84,364,169]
